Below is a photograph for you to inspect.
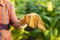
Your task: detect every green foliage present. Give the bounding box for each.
[10,0,60,40]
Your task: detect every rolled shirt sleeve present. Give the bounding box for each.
[10,4,27,29]
[10,4,20,29]
[10,5,18,23]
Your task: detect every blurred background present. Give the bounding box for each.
[10,0,60,40]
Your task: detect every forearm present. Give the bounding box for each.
[12,20,27,30]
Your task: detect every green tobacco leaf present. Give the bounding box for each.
[52,29,58,36]
[44,23,50,28]
[43,16,53,23]
[30,29,43,38]
[45,30,51,40]
[51,16,60,29]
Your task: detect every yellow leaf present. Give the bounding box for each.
[47,2,53,11]
[10,26,15,31]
